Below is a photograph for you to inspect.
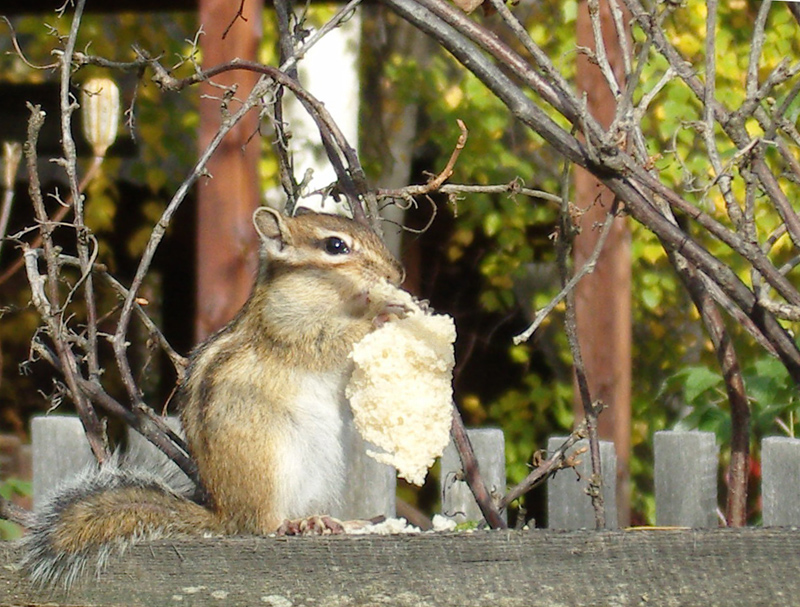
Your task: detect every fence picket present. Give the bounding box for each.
[546,437,617,529]
[336,427,397,521]
[440,428,506,524]
[31,416,94,508]
[761,436,800,527]
[654,430,718,528]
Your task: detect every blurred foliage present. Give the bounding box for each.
[0,478,31,539]
[0,12,199,430]
[364,1,800,523]
[667,358,800,443]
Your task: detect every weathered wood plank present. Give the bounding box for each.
[2,529,798,607]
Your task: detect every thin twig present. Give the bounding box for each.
[0,16,59,70]
[0,155,103,286]
[703,0,743,228]
[379,180,565,205]
[377,120,467,199]
[746,0,772,101]
[0,497,33,528]
[606,0,632,77]
[272,0,302,210]
[222,0,248,40]
[586,0,622,99]
[514,207,617,345]
[59,0,102,389]
[558,160,608,530]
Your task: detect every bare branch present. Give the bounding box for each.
[703,0,743,229]
[376,120,467,200]
[58,0,102,387]
[23,101,109,463]
[0,16,59,70]
[500,420,588,509]
[222,0,248,40]
[272,0,302,210]
[450,406,507,529]
[379,180,565,205]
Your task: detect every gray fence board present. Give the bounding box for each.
[31,416,94,509]
[546,437,617,529]
[440,428,506,524]
[761,436,800,527]
[654,431,718,527]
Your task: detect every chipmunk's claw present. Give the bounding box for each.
[276,515,346,536]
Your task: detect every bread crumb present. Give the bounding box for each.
[346,517,422,535]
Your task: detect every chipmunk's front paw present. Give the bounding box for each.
[276,515,345,536]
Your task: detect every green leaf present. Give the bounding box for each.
[483,212,503,238]
[681,366,723,404]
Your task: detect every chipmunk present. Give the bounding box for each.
[21,207,404,587]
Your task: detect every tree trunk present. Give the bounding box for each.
[574,0,632,525]
[195,0,264,341]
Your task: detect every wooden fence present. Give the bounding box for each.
[0,415,799,606]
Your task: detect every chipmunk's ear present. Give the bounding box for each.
[253,207,292,258]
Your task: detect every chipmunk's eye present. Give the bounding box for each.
[323,236,351,255]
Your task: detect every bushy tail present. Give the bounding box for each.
[21,458,221,588]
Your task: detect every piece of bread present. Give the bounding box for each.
[347,283,456,486]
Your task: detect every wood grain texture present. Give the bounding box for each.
[1,528,799,606]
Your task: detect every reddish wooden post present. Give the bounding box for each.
[196,0,264,341]
[574,0,631,525]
